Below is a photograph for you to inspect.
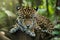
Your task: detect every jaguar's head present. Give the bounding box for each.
[17,7,37,29]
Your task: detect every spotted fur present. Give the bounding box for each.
[9,6,54,37]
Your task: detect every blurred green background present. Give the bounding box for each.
[0,0,60,40]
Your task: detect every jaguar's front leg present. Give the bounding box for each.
[9,24,19,33]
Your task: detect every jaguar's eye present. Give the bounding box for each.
[19,16,22,18]
[19,16,24,19]
[19,17,21,18]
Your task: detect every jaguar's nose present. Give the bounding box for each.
[26,25,30,28]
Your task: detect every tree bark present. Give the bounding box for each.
[54,0,60,24]
[46,0,49,17]
[18,0,23,7]
[55,0,60,16]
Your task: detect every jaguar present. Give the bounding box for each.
[9,6,54,40]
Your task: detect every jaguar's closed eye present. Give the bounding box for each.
[19,16,22,18]
[19,16,24,19]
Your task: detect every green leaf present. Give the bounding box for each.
[52,31,60,35]
[54,24,60,29]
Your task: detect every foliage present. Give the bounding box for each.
[52,24,60,35]
[0,0,60,40]
[0,10,9,30]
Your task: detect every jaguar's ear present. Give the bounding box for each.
[16,6,20,11]
[34,7,38,11]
